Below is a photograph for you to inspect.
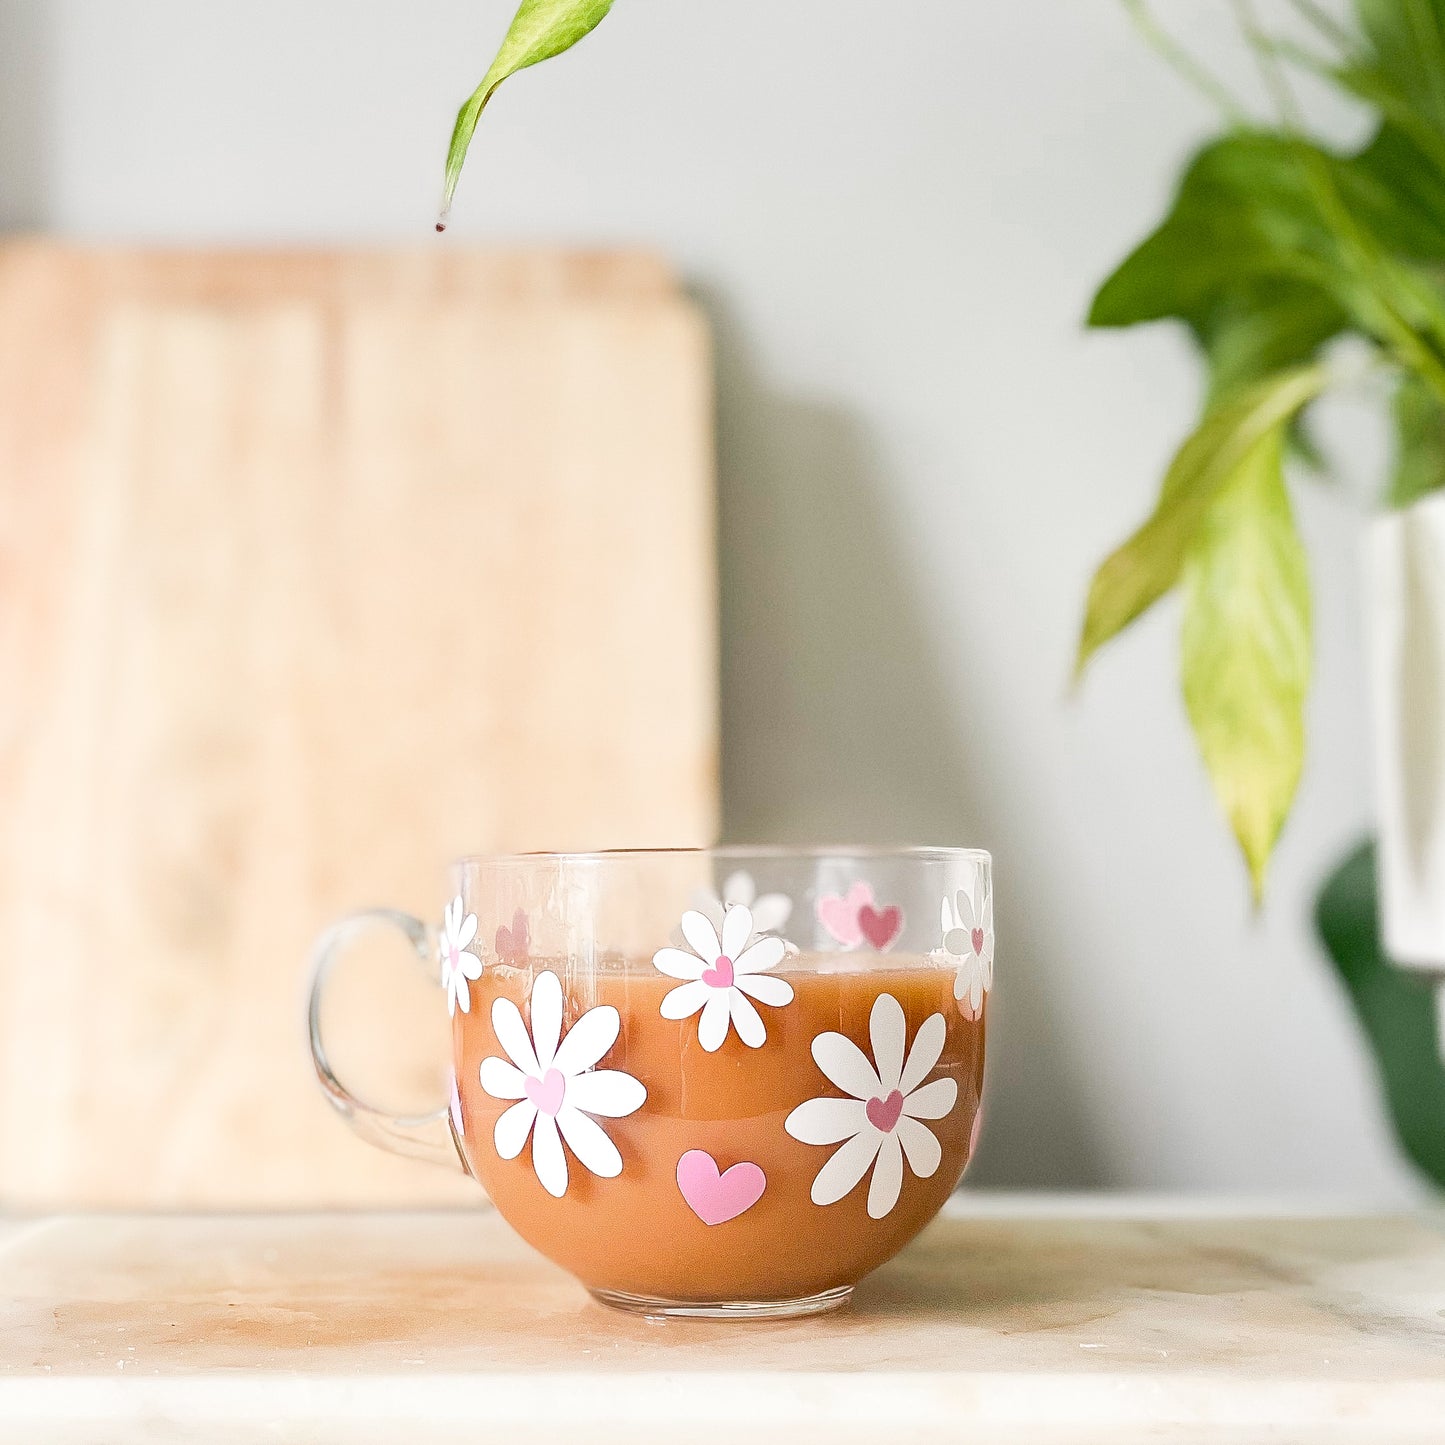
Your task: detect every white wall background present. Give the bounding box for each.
[0,0,1420,1198]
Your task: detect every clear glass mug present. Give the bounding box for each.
[308,846,993,1319]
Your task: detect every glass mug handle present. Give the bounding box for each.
[307,908,466,1171]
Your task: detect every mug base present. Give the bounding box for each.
[588,1284,854,1320]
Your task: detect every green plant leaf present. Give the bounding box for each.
[1181,422,1311,898]
[440,0,613,221]
[1351,122,1445,257]
[1192,281,1351,471]
[1354,0,1445,136]
[1197,280,1350,404]
[1086,132,1356,438]
[1340,74,1445,203]
[1390,371,1445,504]
[1087,128,1445,377]
[1317,837,1445,1186]
[1075,364,1328,675]
[1088,134,1348,330]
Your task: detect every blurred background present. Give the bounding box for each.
[0,1,1417,1202]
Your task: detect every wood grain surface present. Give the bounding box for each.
[0,242,717,1207]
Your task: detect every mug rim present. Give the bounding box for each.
[451,844,992,867]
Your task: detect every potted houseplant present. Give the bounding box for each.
[438,0,1445,1185]
[1075,0,1445,1186]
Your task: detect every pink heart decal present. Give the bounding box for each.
[817,881,874,947]
[524,1068,565,1117]
[858,904,903,951]
[701,954,735,989]
[865,1089,904,1133]
[971,927,985,957]
[676,1150,766,1226]
[496,908,530,967]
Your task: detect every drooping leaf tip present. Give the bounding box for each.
[1245,851,1268,910]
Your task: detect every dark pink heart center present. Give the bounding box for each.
[524,1068,565,1117]
[971,927,985,956]
[866,1089,904,1133]
[858,904,902,951]
[701,954,735,988]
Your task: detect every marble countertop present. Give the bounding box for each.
[2,1197,1443,1444]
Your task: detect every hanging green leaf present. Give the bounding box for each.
[1181,422,1311,899]
[1075,364,1328,677]
[440,0,613,223]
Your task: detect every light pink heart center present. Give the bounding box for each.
[524,1068,565,1117]
[817,881,874,947]
[971,928,985,956]
[701,954,735,988]
[866,1089,905,1133]
[676,1149,767,1226]
[447,944,460,969]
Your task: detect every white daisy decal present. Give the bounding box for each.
[653,903,794,1051]
[439,894,483,1017]
[785,993,958,1219]
[940,879,994,1021]
[479,971,646,1199]
[693,869,793,938]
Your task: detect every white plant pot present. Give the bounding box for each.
[1368,492,1445,975]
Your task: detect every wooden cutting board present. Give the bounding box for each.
[0,243,717,1208]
